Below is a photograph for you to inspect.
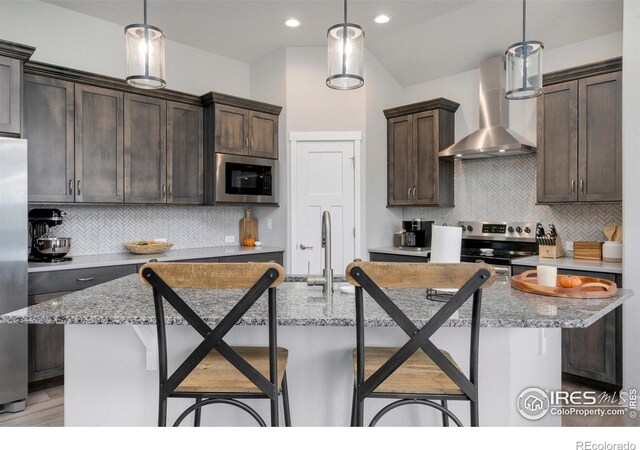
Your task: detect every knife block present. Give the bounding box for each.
[538,234,565,258]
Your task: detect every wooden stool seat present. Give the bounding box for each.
[176,347,289,394]
[353,347,464,395]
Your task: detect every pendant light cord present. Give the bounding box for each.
[344,0,347,23]
[522,0,526,42]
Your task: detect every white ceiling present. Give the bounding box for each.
[47,0,622,86]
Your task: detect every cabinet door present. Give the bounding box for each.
[214,103,248,155]
[537,81,578,203]
[24,75,75,203]
[28,291,69,383]
[387,115,414,206]
[0,55,21,136]
[167,102,203,204]
[75,84,124,203]
[413,111,439,205]
[248,111,278,159]
[578,72,622,202]
[124,93,167,203]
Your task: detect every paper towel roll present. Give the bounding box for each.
[430,225,462,263]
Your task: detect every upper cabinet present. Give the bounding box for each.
[384,98,459,207]
[203,92,282,160]
[24,75,75,203]
[537,59,622,204]
[0,40,35,137]
[23,60,203,205]
[124,93,167,204]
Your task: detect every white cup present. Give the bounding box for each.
[537,265,558,287]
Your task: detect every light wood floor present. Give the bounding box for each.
[0,381,637,426]
[0,385,63,427]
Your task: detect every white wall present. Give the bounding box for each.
[250,49,288,250]
[0,1,250,96]
[622,1,640,394]
[363,50,403,249]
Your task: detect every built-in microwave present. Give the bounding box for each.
[215,153,278,204]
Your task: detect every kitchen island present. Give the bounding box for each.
[0,274,632,427]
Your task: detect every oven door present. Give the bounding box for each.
[462,256,511,285]
[215,153,278,204]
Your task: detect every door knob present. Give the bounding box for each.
[299,244,314,250]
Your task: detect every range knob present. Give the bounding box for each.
[461,225,466,232]
[507,226,514,233]
[516,226,523,233]
[524,226,531,234]
[467,225,474,232]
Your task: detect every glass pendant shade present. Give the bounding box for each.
[326,0,364,90]
[125,0,166,90]
[505,40,543,99]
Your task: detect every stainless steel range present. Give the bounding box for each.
[458,221,539,282]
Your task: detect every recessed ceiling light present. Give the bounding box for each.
[285,18,301,28]
[373,15,390,24]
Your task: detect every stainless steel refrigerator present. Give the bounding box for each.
[0,137,27,412]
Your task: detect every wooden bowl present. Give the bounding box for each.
[123,242,174,255]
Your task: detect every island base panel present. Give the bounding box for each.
[64,325,560,426]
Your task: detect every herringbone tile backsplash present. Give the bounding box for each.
[29,205,246,256]
[404,155,622,244]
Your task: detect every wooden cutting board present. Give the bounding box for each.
[511,270,617,299]
[239,209,258,245]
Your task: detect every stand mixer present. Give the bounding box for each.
[28,208,72,262]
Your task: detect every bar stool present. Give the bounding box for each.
[140,262,291,427]
[346,261,496,427]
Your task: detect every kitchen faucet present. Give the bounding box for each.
[307,210,333,293]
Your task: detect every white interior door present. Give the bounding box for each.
[293,140,355,275]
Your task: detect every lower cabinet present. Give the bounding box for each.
[512,265,623,389]
[369,252,429,263]
[27,265,137,386]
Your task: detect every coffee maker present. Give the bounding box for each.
[401,219,433,249]
[28,208,72,262]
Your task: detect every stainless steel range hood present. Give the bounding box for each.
[440,56,536,159]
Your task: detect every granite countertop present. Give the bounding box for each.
[27,246,286,273]
[512,255,622,274]
[1,275,631,329]
[368,246,431,257]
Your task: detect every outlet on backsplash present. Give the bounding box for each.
[225,236,235,244]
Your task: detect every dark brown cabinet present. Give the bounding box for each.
[537,62,621,204]
[0,55,22,136]
[384,99,458,207]
[27,265,137,385]
[203,92,282,162]
[24,74,75,203]
[167,101,203,204]
[124,93,167,204]
[0,40,33,136]
[75,84,124,203]
[512,265,623,389]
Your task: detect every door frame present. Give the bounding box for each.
[288,131,362,273]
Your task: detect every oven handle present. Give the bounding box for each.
[494,266,511,275]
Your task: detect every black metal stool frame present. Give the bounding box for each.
[142,266,291,427]
[349,265,490,427]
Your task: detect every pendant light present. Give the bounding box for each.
[125,0,166,89]
[505,0,543,99]
[326,0,364,90]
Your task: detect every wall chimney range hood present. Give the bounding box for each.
[439,57,536,159]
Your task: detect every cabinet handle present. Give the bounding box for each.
[245,138,249,149]
[69,179,73,195]
[571,180,576,194]
[77,180,81,196]
[168,185,173,198]
[407,188,411,199]
[162,184,166,198]
[412,187,417,200]
[76,277,95,282]
[580,179,584,195]
[250,138,254,148]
